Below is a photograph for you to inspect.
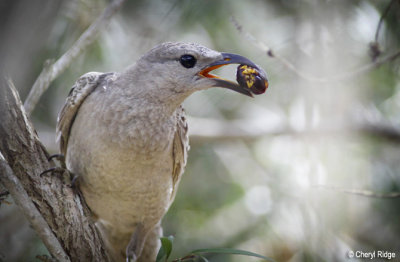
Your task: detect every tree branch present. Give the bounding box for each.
[314,184,400,199]
[0,78,110,261]
[1,2,125,258]
[0,154,69,262]
[188,116,400,145]
[24,0,127,115]
[230,16,400,83]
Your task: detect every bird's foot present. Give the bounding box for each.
[125,252,137,262]
[40,154,79,188]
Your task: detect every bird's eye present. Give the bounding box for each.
[179,54,197,68]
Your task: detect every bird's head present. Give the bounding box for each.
[124,42,268,103]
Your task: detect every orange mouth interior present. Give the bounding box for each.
[198,64,228,79]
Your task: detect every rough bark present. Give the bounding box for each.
[0,78,111,261]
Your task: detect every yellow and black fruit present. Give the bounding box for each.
[236,64,268,95]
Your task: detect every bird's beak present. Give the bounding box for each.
[198,53,267,97]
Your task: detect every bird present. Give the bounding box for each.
[56,42,267,262]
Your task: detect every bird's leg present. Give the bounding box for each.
[138,223,162,262]
[40,154,79,188]
[126,223,147,262]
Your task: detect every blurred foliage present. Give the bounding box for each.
[1,0,400,261]
[155,235,276,262]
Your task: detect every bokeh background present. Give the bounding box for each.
[1,0,400,261]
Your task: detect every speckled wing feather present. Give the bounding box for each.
[171,106,189,199]
[56,72,115,155]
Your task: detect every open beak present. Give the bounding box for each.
[198,53,267,97]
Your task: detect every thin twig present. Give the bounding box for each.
[374,0,396,43]
[24,0,127,115]
[370,0,397,61]
[314,184,400,199]
[0,153,70,262]
[188,116,400,144]
[230,16,400,83]
[36,255,58,262]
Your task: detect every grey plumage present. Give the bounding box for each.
[56,42,266,261]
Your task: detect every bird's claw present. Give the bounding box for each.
[126,244,138,262]
[39,154,78,188]
[47,153,66,168]
[69,174,79,188]
[39,166,68,177]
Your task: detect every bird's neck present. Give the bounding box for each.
[118,64,193,116]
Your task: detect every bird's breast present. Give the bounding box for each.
[98,98,178,157]
[66,92,180,228]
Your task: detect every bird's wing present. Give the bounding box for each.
[171,105,189,199]
[56,72,115,155]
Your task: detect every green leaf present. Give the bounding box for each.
[190,248,276,262]
[156,236,174,262]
